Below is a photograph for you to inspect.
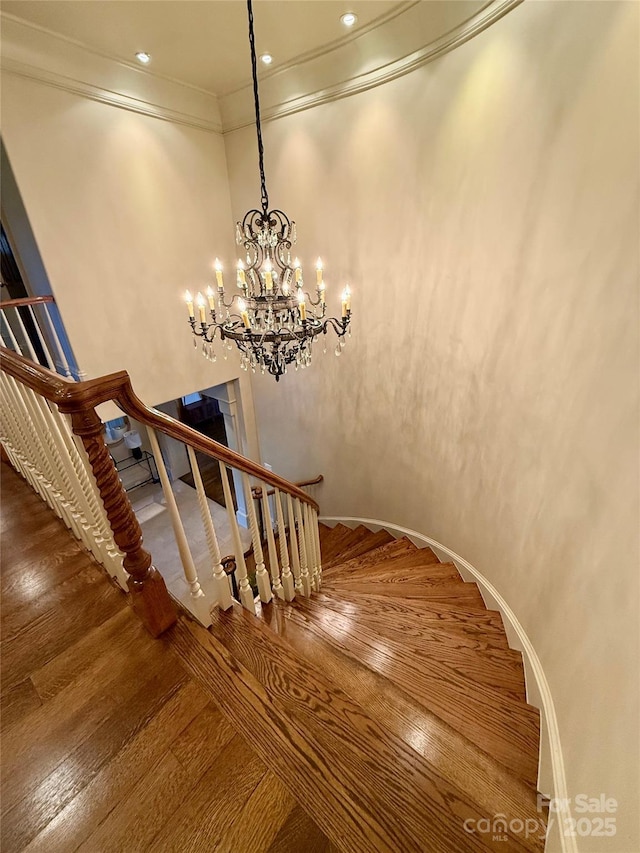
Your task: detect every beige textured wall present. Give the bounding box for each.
[0,75,247,409]
[225,2,639,849]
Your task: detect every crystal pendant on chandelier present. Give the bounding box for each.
[182,0,352,381]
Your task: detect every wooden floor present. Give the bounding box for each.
[0,464,332,853]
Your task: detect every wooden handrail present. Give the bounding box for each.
[252,475,324,500]
[0,346,319,512]
[0,295,56,309]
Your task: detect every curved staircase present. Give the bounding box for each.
[173,523,547,853]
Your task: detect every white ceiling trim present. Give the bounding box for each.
[0,11,219,98]
[219,1,419,99]
[0,1,520,137]
[1,57,224,134]
[221,0,523,133]
[0,13,223,134]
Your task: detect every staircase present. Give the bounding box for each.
[173,523,547,853]
[0,345,548,851]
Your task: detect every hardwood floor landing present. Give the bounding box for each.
[0,463,332,853]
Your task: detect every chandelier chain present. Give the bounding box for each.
[247,0,269,220]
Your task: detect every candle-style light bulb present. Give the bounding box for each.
[294,257,302,284]
[205,286,216,311]
[236,260,246,287]
[185,290,194,318]
[196,292,207,323]
[316,257,323,287]
[214,258,224,291]
[341,285,351,318]
[264,257,273,291]
[296,288,307,321]
[238,297,250,328]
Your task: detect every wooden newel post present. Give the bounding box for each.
[70,408,177,637]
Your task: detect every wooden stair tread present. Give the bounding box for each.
[324,579,487,605]
[289,597,526,700]
[174,612,536,853]
[323,550,451,578]
[262,600,544,847]
[323,545,441,576]
[325,560,462,587]
[317,524,369,562]
[316,587,504,620]
[321,538,418,573]
[284,597,539,785]
[308,591,511,650]
[321,529,396,569]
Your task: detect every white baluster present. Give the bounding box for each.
[21,384,85,546]
[11,306,39,363]
[0,318,22,356]
[262,487,283,599]
[28,305,56,372]
[313,507,323,589]
[0,373,32,485]
[186,445,233,611]
[0,377,44,498]
[275,489,295,601]
[33,393,107,564]
[242,473,272,604]
[295,498,312,596]
[3,374,60,515]
[41,303,73,377]
[52,407,127,588]
[304,502,319,592]
[286,493,303,595]
[220,463,255,613]
[147,427,205,602]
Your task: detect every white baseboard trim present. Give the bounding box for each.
[236,508,249,529]
[320,515,576,853]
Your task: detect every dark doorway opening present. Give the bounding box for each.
[176,392,237,510]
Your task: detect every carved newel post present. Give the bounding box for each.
[70,408,177,637]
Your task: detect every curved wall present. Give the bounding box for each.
[225,3,639,850]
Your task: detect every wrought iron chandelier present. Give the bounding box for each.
[184,0,352,381]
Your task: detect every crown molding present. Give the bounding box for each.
[221,0,523,133]
[0,1,521,137]
[219,1,420,99]
[0,13,223,134]
[0,11,221,99]
[0,58,223,134]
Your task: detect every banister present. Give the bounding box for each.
[0,345,319,511]
[252,474,324,500]
[0,295,56,308]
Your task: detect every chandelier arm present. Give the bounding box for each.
[247,0,269,221]
[322,316,351,336]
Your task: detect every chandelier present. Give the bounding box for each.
[184,0,352,381]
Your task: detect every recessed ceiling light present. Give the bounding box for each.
[135,52,151,65]
[260,53,273,65]
[340,12,357,27]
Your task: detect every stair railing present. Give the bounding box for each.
[0,295,79,379]
[0,345,322,635]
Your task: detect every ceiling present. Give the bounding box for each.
[1,0,405,95]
